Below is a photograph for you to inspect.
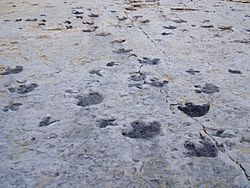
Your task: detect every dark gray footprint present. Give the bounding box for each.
[75,92,103,107]
[184,140,218,158]
[178,103,210,117]
[122,121,161,139]
[3,102,22,112]
[98,119,117,128]
[8,83,38,94]
[138,57,161,65]
[195,83,219,94]
[39,117,58,127]
[0,66,23,75]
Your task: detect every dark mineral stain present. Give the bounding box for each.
[184,140,218,158]
[122,121,161,139]
[130,72,146,81]
[9,83,38,94]
[0,66,23,75]
[195,83,219,94]
[186,69,200,75]
[39,117,58,127]
[3,102,22,112]
[75,92,103,107]
[113,48,133,54]
[98,119,117,128]
[89,70,103,76]
[138,58,161,65]
[228,69,242,74]
[163,26,177,29]
[178,103,210,117]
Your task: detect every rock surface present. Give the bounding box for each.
[0,0,250,187]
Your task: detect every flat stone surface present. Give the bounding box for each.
[0,0,250,187]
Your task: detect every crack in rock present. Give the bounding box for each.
[178,103,210,117]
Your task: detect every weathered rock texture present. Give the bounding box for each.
[0,0,250,187]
